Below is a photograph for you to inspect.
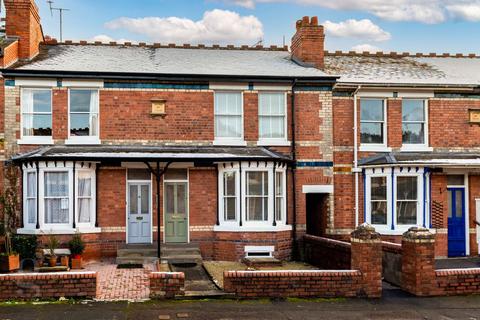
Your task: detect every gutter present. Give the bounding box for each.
[352,85,362,227]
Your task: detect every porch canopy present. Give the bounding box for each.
[359,152,480,168]
[11,145,291,258]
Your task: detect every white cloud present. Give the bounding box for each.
[91,34,133,44]
[324,19,391,41]
[222,0,480,23]
[351,43,381,52]
[104,9,263,44]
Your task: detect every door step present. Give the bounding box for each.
[161,243,202,264]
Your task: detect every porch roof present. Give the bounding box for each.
[359,152,480,168]
[11,145,291,164]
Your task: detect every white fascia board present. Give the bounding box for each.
[62,79,104,88]
[302,184,334,194]
[254,83,291,91]
[209,82,248,90]
[15,78,57,87]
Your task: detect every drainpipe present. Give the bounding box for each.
[353,85,362,227]
[291,79,298,259]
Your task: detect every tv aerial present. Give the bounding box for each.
[47,0,69,42]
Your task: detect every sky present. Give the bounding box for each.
[32,0,480,54]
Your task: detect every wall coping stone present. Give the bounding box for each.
[436,268,480,276]
[402,227,435,242]
[350,223,381,242]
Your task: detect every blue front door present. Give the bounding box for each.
[447,188,466,257]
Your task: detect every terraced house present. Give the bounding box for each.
[1,0,480,263]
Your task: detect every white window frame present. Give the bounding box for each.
[400,99,432,152]
[66,88,100,145]
[19,87,54,145]
[359,98,390,152]
[213,91,245,146]
[218,168,240,226]
[275,169,287,225]
[257,92,289,146]
[75,169,96,228]
[23,169,37,229]
[244,169,270,225]
[365,167,426,234]
[19,162,98,234]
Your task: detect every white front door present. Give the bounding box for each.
[127,182,152,244]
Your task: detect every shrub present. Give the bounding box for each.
[12,234,38,260]
[68,232,85,256]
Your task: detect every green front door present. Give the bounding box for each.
[164,182,188,243]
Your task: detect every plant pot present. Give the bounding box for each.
[49,256,57,267]
[71,256,83,269]
[60,256,69,267]
[0,254,20,273]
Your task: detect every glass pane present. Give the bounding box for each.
[70,90,93,112]
[70,114,90,136]
[32,90,51,113]
[216,115,242,138]
[402,100,424,121]
[78,198,91,222]
[247,197,265,221]
[247,172,267,196]
[27,172,36,197]
[177,184,186,214]
[259,93,284,115]
[129,185,138,214]
[23,114,52,136]
[224,172,236,196]
[402,123,424,144]
[447,175,464,186]
[371,177,386,200]
[455,191,463,218]
[45,172,68,197]
[275,172,283,196]
[397,201,417,225]
[141,185,149,214]
[225,197,236,221]
[371,201,387,225]
[77,173,91,197]
[360,99,384,121]
[259,116,284,138]
[127,169,151,180]
[44,199,69,224]
[447,190,452,218]
[275,197,283,221]
[166,184,175,213]
[360,123,383,144]
[397,177,417,200]
[164,169,187,181]
[27,199,36,224]
[215,92,241,114]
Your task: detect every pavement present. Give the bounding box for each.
[1,285,480,320]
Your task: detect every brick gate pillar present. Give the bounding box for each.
[401,227,436,296]
[350,223,382,298]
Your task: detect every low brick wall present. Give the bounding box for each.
[435,268,480,296]
[303,235,351,269]
[223,270,364,298]
[382,241,403,287]
[149,272,185,299]
[0,271,97,300]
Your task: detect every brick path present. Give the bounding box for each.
[85,260,154,301]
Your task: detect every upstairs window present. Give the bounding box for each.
[214,92,243,142]
[259,93,286,140]
[21,88,52,138]
[69,89,99,140]
[402,99,427,145]
[360,99,385,145]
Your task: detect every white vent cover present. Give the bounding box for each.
[244,245,274,258]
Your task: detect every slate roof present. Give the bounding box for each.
[360,152,480,167]
[8,43,331,79]
[324,53,480,87]
[11,145,292,162]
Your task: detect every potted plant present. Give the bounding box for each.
[0,166,20,273]
[68,232,85,269]
[46,234,59,267]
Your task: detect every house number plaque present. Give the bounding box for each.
[469,109,480,124]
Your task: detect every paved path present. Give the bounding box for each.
[85,260,154,301]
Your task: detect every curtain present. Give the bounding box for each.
[259,93,285,138]
[215,92,242,138]
[26,172,36,224]
[77,172,91,223]
[89,90,99,136]
[44,172,69,224]
[22,90,34,136]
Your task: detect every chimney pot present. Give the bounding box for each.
[310,16,318,26]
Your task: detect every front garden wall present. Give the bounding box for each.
[149,272,185,299]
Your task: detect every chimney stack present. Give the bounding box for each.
[4,0,43,60]
[291,16,325,70]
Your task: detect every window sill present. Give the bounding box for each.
[17,227,101,235]
[17,138,54,145]
[213,139,247,146]
[400,145,433,152]
[65,138,101,145]
[256,140,291,147]
[359,145,392,152]
[372,226,435,235]
[213,224,292,232]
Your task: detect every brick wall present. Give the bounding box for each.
[303,234,351,269]
[0,40,19,68]
[149,272,185,299]
[0,271,97,300]
[291,16,324,70]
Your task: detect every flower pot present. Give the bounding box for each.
[71,256,83,269]
[0,254,20,273]
[60,256,69,267]
[49,256,57,267]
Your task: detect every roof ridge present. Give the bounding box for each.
[324,50,480,59]
[42,37,289,52]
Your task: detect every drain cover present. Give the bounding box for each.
[117,263,143,269]
[171,262,197,268]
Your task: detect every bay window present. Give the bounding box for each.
[68,89,100,143]
[402,99,427,146]
[21,162,97,233]
[258,92,287,142]
[370,176,387,225]
[396,176,418,225]
[214,92,243,144]
[217,162,289,231]
[21,88,52,141]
